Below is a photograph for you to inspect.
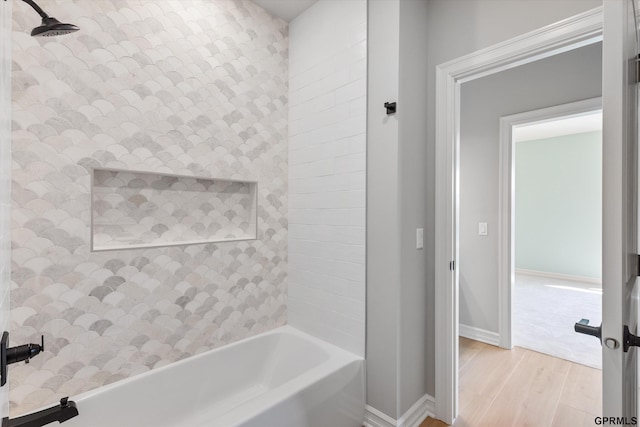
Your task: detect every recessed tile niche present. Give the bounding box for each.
[91,168,257,251]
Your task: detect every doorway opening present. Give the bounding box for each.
[453,46,603,423]
[436,2,639,425]
[433,7,607,424]
[509,104,602,370]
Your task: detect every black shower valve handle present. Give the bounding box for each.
[6,335,44,366]
[1,332,45,386]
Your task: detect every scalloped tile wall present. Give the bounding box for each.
[10,0,288,415]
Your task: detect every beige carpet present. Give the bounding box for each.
[513,273,602,369]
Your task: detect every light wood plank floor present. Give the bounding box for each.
[420,337,601,427]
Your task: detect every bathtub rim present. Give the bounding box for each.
[25,325,363,414]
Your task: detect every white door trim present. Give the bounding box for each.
[434,7,603,424]
[497,97,602,350]
[0,0,11,419]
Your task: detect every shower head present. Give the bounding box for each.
[31,16,79,37]
[21,0,79,37]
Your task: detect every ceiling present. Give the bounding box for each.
[513,111,602,142]
[251,0,318,22]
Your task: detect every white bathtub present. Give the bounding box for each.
[59,326,365,427]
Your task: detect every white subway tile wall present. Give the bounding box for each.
[10,0,287,415]
[288,0,366,357]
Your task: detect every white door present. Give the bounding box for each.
[601,0,639,418]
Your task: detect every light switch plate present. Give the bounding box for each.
[479,222,488,236]
[416,228,424,249]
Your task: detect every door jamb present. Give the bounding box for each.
[434,7,604,424]
[497,97,603,350]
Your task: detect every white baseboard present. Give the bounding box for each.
[459,323,500,346]
[515,268,601,285]
[364,394,435,427]
[364,406,396,427]
[398,394,435,427]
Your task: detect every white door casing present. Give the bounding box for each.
[434,7,604,424]
[0,0,10,420]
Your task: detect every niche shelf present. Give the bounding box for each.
[91,168,257,252]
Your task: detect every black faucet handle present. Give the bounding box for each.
[1,333,46,387]
[60,397,68,407]
[7,336,44,366]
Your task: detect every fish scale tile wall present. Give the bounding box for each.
[10,0,288,415]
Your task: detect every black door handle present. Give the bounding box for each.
[574,318,601,343]
[624,325,640,352]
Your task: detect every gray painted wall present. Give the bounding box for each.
[398,0,429,417]
[459,43,602,333]
[367,0,429,419]
[422,0,602,397]
[367,0,401,418]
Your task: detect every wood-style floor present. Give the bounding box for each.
[420,337,601,427]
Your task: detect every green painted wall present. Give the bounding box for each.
[515,131,602,279]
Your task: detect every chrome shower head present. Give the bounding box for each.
[21,0,79,37]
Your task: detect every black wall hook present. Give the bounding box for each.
[384,102,397,115]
